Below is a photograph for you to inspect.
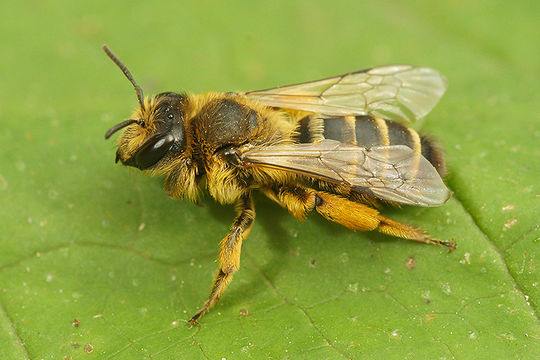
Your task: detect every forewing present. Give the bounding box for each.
[241,140,450,206]
[241,65,447,123]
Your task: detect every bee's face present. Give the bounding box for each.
[112,92,187,171]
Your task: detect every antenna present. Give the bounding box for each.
[103,45,145,111]
[104,119,145,139]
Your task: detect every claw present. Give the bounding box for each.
[188,310,204,325]
[437,238,456,252]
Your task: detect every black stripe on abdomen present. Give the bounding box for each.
[323,117,345,142]
[386,120,414,148]
[293,116,314,143]
[355,115,421,151]
[354,116,384,147]
[294,115,445,175]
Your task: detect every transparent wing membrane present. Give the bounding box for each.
[242,65,447,123]
[242,140,450,206]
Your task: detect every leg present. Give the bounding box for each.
[262,184,454,249]
[189,193,255,324]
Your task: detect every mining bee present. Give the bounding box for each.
[102,45,453,324]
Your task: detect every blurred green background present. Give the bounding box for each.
[1,0,538,359]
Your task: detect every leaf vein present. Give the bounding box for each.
[0,296,31,360]
[244,253,352,360]
[449,190,539,320]
[0,242,215,272]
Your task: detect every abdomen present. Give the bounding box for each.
[292,114,446,176]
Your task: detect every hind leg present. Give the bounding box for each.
[262,184,454,249]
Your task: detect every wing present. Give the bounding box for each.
[241,140,450,207]
[240,65,447,123]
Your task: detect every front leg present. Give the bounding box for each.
[189,193,255,324]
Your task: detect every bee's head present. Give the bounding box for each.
[103,46,187,171]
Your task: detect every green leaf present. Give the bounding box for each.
[1,0,538,359]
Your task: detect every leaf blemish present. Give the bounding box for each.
[405,256,416,270]
[503,218,518,230]
[84,343,94,354]
[459,253,471,264]
[0,174,7,190]
[441,283,451,295]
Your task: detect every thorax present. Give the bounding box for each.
[185,92,294,203]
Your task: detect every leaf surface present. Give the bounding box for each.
[0,0,538,358]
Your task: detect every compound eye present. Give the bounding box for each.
[134,133,175,169]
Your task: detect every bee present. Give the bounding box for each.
[102,45,453,324]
